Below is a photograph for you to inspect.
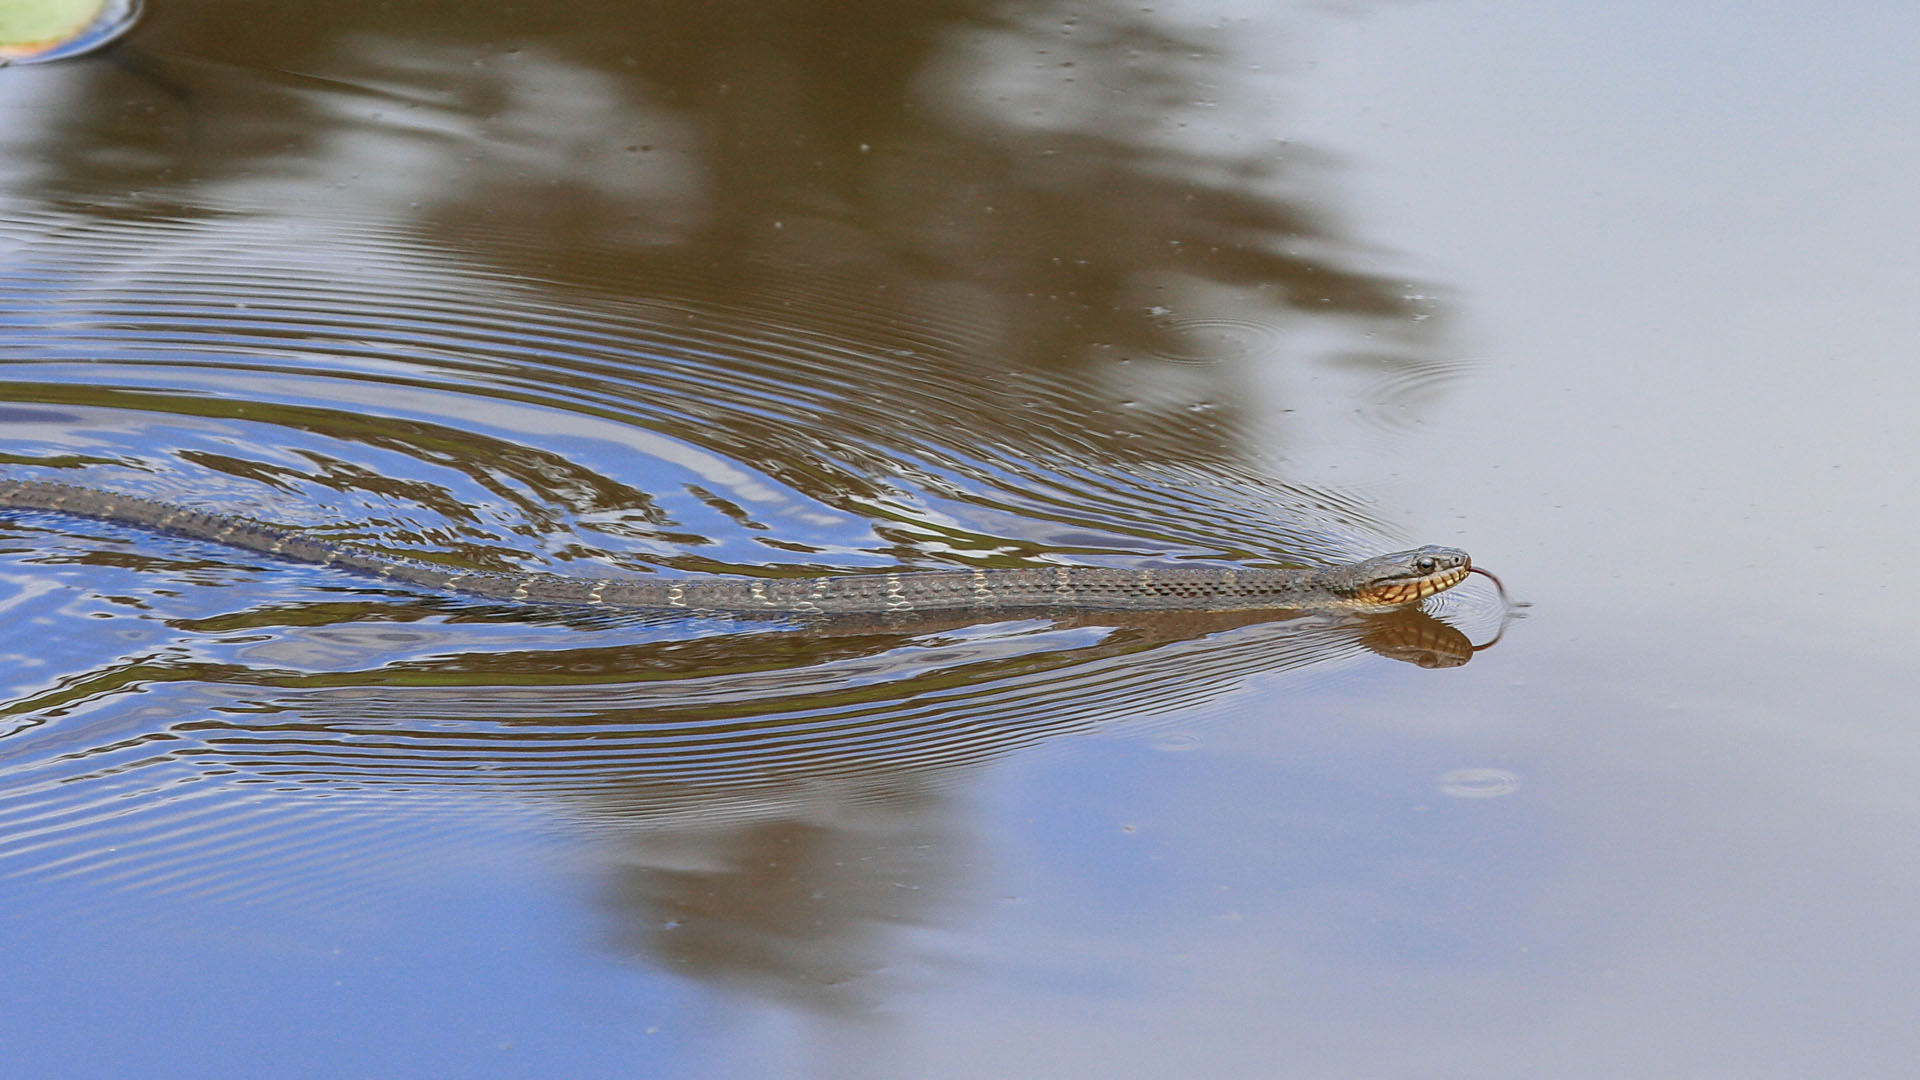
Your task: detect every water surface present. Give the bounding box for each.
[2,1,1916,1077]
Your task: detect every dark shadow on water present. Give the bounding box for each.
[0,0,1485,1027]
[7,0,1443,472]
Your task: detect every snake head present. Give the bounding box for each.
[1337,545,1472,609]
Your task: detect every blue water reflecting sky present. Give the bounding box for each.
[3,0,1918,1076]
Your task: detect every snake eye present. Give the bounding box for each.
[1414,556,1437,573]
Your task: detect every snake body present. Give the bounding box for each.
[0,478,1472,614]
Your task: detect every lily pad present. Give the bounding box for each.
[0,0,143,64]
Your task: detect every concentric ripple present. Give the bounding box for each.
[1140,316,1283,365]
[0,205,1481,896]
[0,599,1446,892]
[1352,356,1486,434]
[1,207,1391,567]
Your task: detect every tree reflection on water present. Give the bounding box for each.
[17,0,1439,461]
[0,0,1471,1033]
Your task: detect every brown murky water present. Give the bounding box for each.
[2,2,1916,1077]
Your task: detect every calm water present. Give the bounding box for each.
[2,1,1916,1077]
